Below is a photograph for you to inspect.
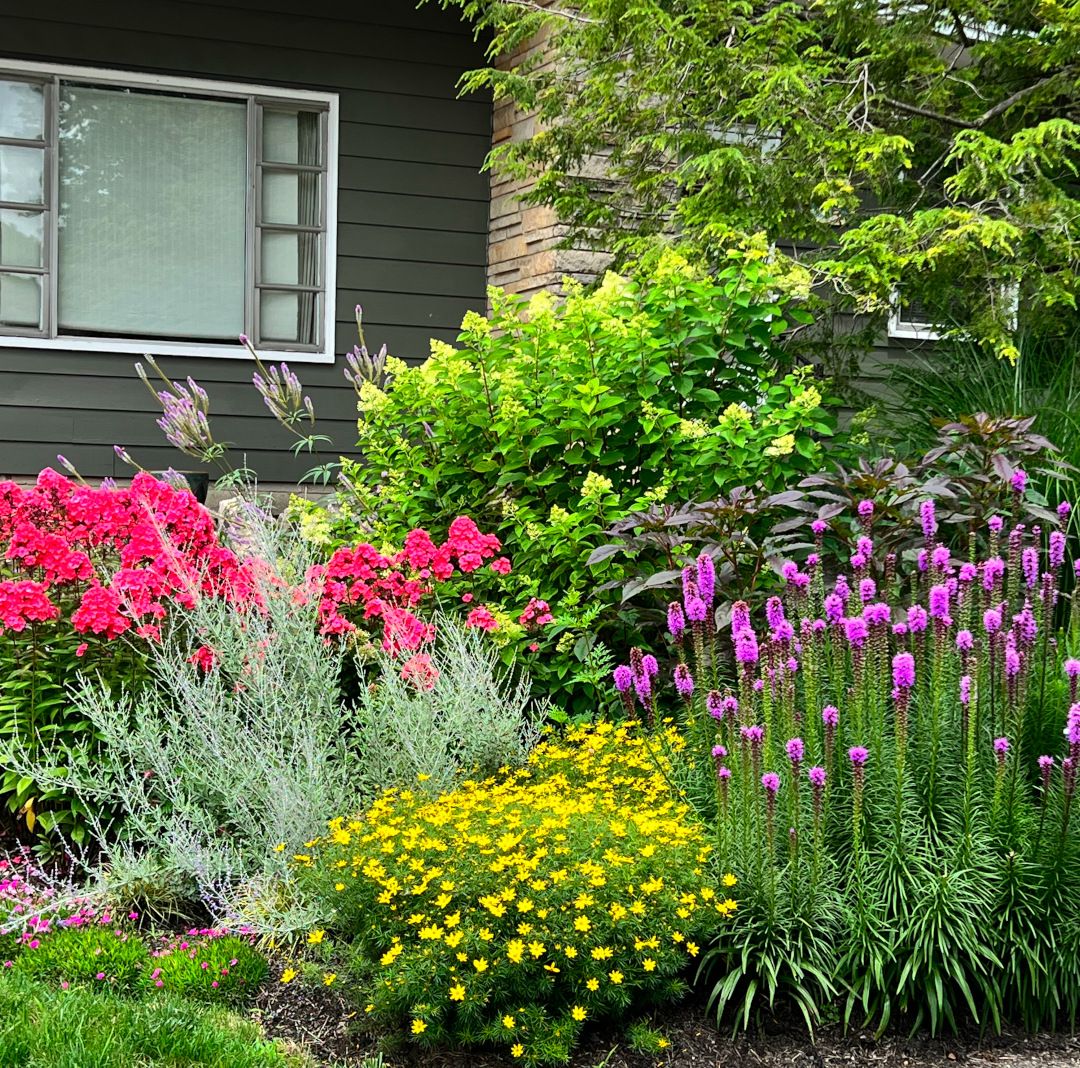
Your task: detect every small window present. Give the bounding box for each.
[0,62,337,360]
[888,283,1018,342]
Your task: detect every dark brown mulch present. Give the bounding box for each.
[253,979,1080,1068]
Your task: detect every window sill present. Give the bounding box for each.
[0,334,335,364]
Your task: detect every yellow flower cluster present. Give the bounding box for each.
[301,723,735,1065]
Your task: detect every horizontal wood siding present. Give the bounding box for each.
[0,0,490,480]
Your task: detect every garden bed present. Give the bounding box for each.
[252,980,1080,1068]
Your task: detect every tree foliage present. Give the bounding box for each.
[432,0,1080,359]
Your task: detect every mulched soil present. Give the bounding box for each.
[253,979,1080,1068]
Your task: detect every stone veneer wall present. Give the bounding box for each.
[487,13,607,298]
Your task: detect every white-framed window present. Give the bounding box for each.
[888,283,1018,342]
[0,60,338,363]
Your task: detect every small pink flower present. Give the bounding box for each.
[461,592,473,603]
[96,972,105,980]
[212,981,219,987]
[490,557,512,575]
[75,643,88,657]
[528,642,539,652]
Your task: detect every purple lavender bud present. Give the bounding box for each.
[613,665,633,693]
[766,596,786,630]
[848,746,869,766]
[668,602,686,642]
[1013,469,1027,494]
[959,562,977,583]
[984,608,1002,634]
[1023,546,1040,589]
[959,675,972,705]
[696,552,716,604]
[908,605,928,633]
[808,766,826,788]
[858,500,874,517]
[1050,531,1066,570]
[859,578,876,602]
[892,652,916,690]
[844,616,869,647]
[786,737,805,766]
[822,705,839,728]
[929,584,951,619]
[674,663,695,699]
[824,594,844,625]
[920,499,937,541]
[956,630,974,652]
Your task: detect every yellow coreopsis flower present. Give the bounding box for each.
[412,1019,427,1035]
[279,968,297,984]
[571,1006,587,1021]
[307,930,325,945]
[503,1015,516,1029]
[511,1044,524,1058]
[449,984,466,1001]
[609,970,624,984]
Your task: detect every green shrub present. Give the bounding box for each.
[144,932,268,1003]
[0,969,295,1068]
[296,722,735,1065]
[301,250,835,714]
[14,924,150,994]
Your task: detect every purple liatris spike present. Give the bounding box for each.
[858,499,873,518]
[994,736,1010,765]
[762,771,780,794]
[824,594,844,625]
[706,691,724,720]
[983,556,1005,592]
[959,562,977,583]
[696,552,715,604]
[811,519,828,537]
[1039,754,1055,795]
[712,744,728,758]
[863,602,891,627]
[613,665,633,693]
[735,629,759,664]
[1059,501,1071,520]
[668,601,686,644]
[931,546,951,571]
[808,765,826,789]
[959,675,972,706]
[988,514,1004,534]
[766,596,786,630]
[859,578,876,602]
[1065,758,1078,801]
[674,663,695,700]
[1013,468,1027,494]
[848,746,868,766]
[722,694,739,719]
[786,737,804,769]
[731,601,751,634]
[920,499,937,542]
[1005,647,1022,678]
[907,605,928,633]
[834,575,851,603]
[685,594,707,624]
[781,561,799,582]
[740,724,765,746]
[918,549,928,572]
[929,584,950,619]
[1050,530,1066,570]
[984,608,1002,635]
[956,629,974,652]
[682,567,697,602]
[1023,546,1039,589]
[1013,605,1037,645]
[850,553,867,571]
[773,620,795,643]
[892,652,915,690]
[642,655,658,678]
[844,616,869,647]
[822,705,839,728]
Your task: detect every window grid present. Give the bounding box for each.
[253,103,329,350]
[0,72,51,338]
[0,67,330,352]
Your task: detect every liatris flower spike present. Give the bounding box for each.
[674,663,695,702]
[994,737,1010,766]
[849,746,869,766]
[786,737,804,770]
[667,601,686,646]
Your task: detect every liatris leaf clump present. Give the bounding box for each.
[614,487,1080,1034]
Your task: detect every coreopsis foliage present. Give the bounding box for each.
[299,722,735,1065]
[433,0,1080,360]
[616,478,1080,1034]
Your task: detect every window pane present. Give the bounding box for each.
[260,289,320,345]
[0,80,45,141]
[261,230,321,286]
[0,272,42,328]
[57,84,246,339]
[262,109,321,165]
[0,145,44,204]
[0,209,44,268]
[261,170,321,226]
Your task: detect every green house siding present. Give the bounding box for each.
[0,0,490,480]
